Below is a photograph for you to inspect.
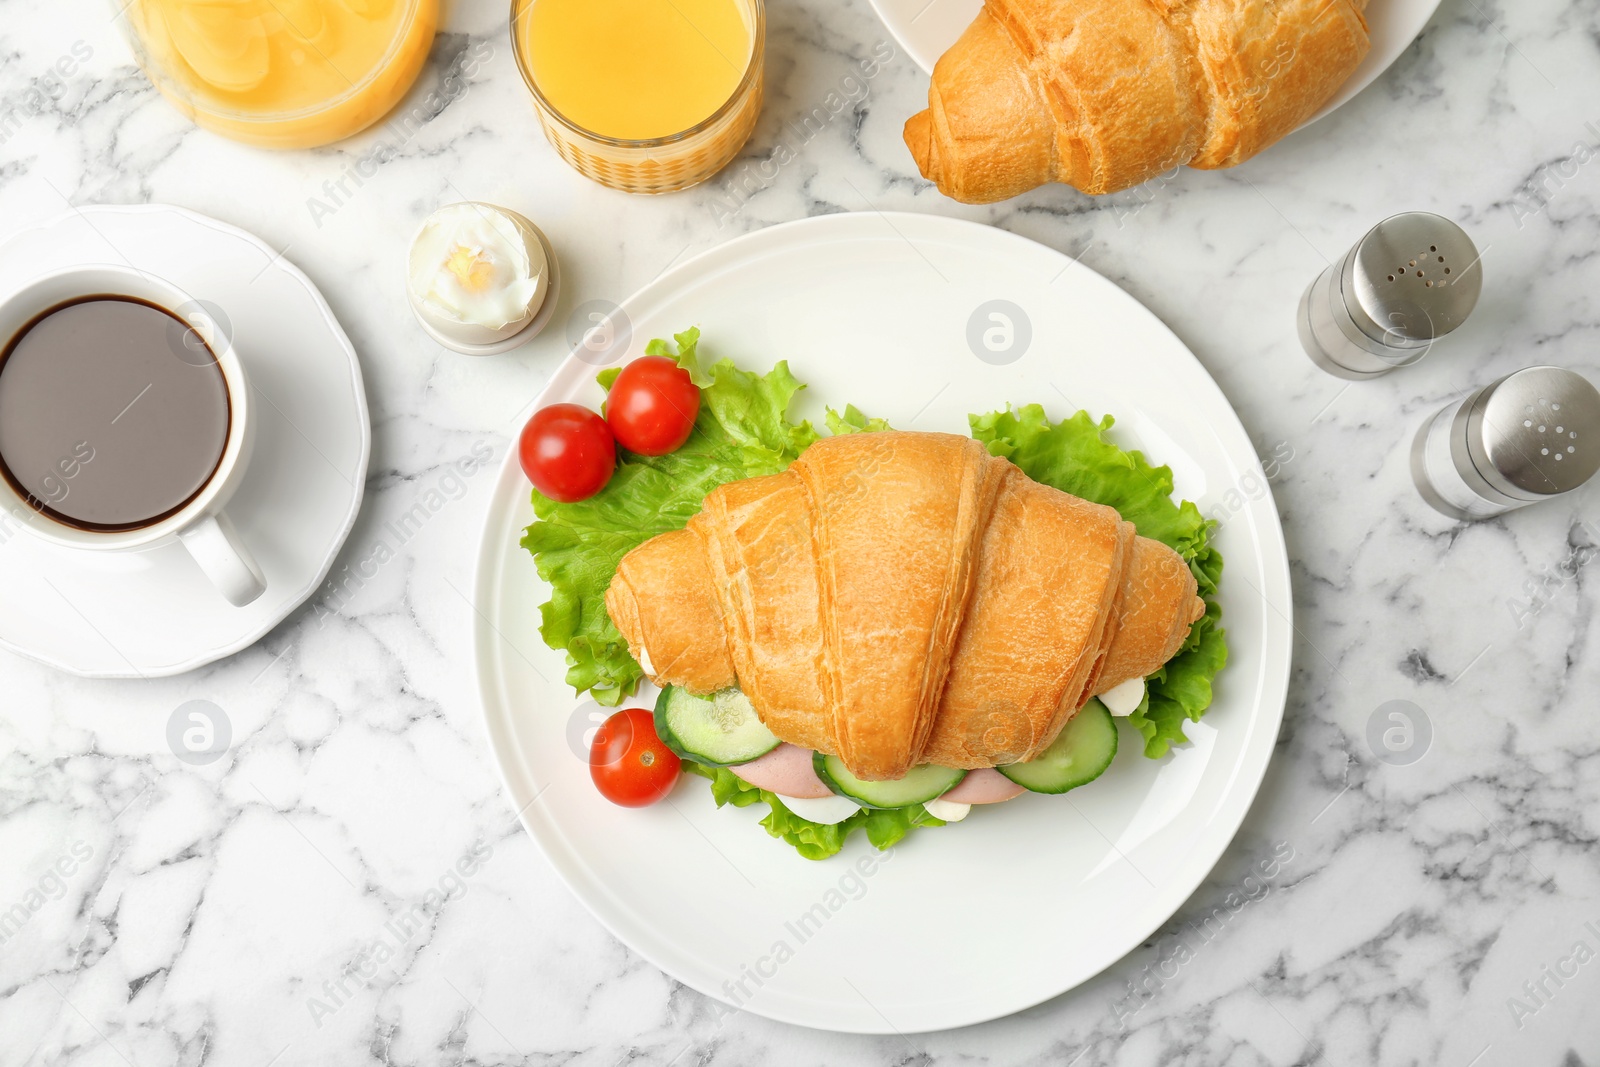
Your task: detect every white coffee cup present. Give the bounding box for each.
[0,264,266,606]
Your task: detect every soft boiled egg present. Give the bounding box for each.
[407,202,556,354]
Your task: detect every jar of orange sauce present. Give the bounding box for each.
[511,0,764,194]
[116,0,439,150]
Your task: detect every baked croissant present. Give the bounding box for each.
[903,0,1371,204]
[605,431,1205,781]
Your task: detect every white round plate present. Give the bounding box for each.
[473,212,1291,1033]
[872,0,1442,126]
[0,205,369,678]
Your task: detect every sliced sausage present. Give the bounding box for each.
[731,743,832,799]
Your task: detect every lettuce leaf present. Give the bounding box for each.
[683,762,944,861]
[970,405,1226,757]
[825,404,891,436]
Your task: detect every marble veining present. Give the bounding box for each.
[2,0,1599,1062]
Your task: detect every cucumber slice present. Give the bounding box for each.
[997,699,1119,794]
[813,753,967,809]
[653,686,780,767]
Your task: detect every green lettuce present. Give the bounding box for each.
[824,403,891,436]
[522,332,1227,857]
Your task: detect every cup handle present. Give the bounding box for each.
[178,512,266,607]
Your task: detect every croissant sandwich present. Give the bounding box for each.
[605,430,1204,782]
[903,0,1371,204]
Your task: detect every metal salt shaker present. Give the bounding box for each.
[1411,367,1600,520]
[1299,212,1483,379]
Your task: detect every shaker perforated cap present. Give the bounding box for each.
[1466,367,1600,498]
[1347,212,1483,344]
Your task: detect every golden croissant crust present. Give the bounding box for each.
[605,431,1205,780]
[904,0,1371,204]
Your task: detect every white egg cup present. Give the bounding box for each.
[406,206,561,357]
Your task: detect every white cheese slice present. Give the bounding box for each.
[777,793,861,825]
[922,797,972,822]
[1100,676,1146,717]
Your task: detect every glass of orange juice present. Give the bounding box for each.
[116,0,439,150]
[511,0,764,194]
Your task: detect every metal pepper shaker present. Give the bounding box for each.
[1299,212,1483,379]
[1411,367,1600,520]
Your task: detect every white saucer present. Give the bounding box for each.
[0,204,369,678]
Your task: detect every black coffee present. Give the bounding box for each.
[0,297,231,531]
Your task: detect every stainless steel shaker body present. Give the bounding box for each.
[1412,367,1600,520]
[1299,212,1483,379]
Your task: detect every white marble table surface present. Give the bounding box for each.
[3,0,1599,1063]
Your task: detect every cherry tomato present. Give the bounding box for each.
[606,356,700,456]
[519,403,615,503]
[589,707,681,807]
